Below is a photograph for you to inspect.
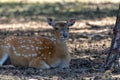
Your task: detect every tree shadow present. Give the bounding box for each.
[0,2,118,23]
[0,24,113,42]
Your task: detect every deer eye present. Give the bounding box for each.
[67,28,69,30]
[55,27,59,30]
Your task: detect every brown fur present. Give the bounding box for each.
[0,18,75,69]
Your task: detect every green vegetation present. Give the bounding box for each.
[0,2,118,23]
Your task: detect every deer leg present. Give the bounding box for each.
[29,58,50,69]
[59,60,70,68]
[59,56,71,68]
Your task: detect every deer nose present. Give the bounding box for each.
[63,32,68,38]
[63,34,67,38]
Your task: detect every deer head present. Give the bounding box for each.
[47,18,75,40]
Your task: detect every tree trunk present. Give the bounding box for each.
[105,4,120,70]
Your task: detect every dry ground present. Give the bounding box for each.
[0,1,119,80]
[0,17,118,80]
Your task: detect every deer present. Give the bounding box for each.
[0,18,75,69]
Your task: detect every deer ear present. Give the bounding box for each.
[66,18,76,26]
[47,18,55,26]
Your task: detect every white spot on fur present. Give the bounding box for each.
[19,41,23,44]
[16,53,21,57]
[41,54,44,57]
[6,43,11,48]
[32,48,35,51]
[26,47,30,50]
[28,54,31,57]
[38,52,41,54]
[39,47,44,50]
[48,52,51,54]
[30,45,34,48]
[31,53,37,57]
[44,57,46,60]
[28,40,32,42]
[21,54,25,57]
[38,41,42,44]
[36,47,39,50]
[20,45,26,48]
[24,55,28,58]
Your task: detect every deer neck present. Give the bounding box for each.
[54,39,68,54]
[55,38,66,45]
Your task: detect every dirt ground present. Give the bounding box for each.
[0,17,118,80]
[0,1,120,80]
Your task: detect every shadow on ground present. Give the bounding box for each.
[0,2,118,23]
[0,1,118,79]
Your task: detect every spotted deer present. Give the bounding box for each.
[0,18,75,69]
